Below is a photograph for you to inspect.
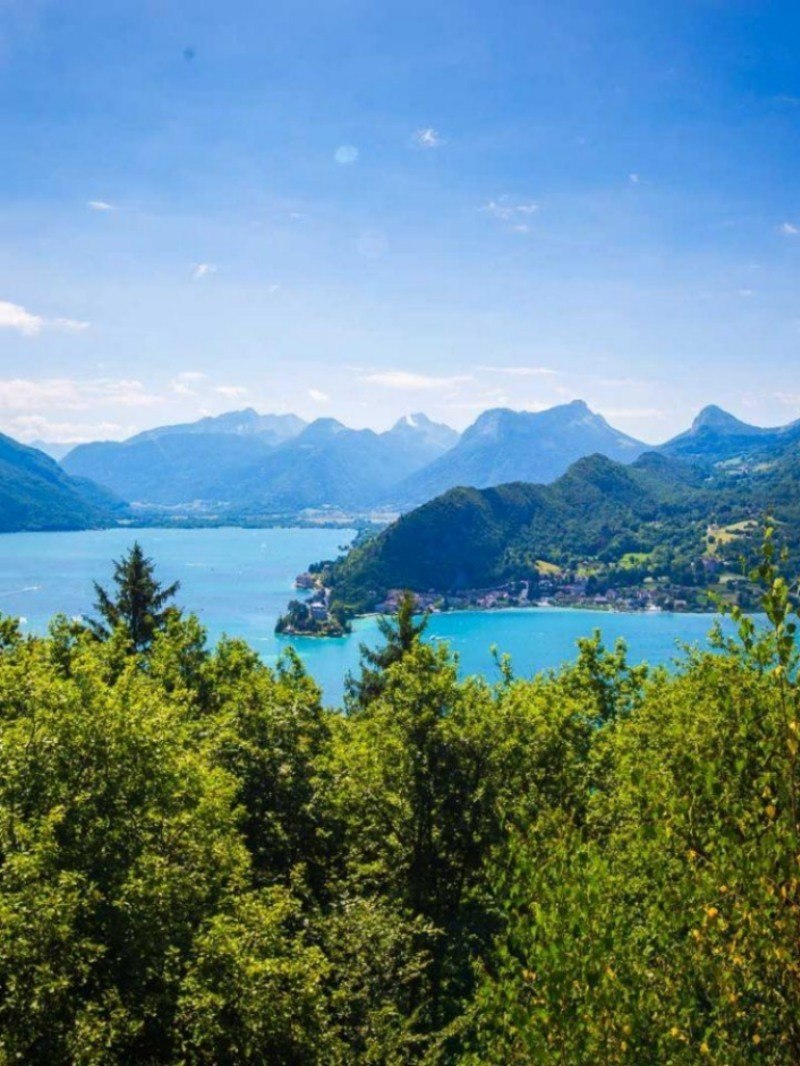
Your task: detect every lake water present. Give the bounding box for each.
[0,527,729,705]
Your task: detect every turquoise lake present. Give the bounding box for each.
[0,527,729,705]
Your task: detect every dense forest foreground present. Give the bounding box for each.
[1,538,800,1063]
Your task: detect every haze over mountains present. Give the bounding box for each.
[4,399,800,532]
[59,400,648,515]
[62,409,460,512]
[393,400,646,506]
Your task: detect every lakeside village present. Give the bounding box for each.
[275,556,757,638]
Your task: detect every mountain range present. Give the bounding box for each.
[391,400,646,506]
[58,401,648,515]
[2,399,798,534]
[660,404,800,465]
[61,409,460,511]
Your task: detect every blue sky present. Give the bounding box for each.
[2,0,800,444]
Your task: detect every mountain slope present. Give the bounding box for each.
[127,408,306,447]
[0,434,126,532]
[330,452,711,610]
[63,432,275,506]
[392,401,646,506]
[215,415,459,513]
[324,433,800,616]
[660,405,800,466]
[62,409,308,506]
[62,410,457,511]
[29,440,74,461]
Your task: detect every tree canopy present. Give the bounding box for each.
[0,538,798,1062]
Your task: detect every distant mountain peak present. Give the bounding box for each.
[387,413,459,453]
[124,409,307,447]
[392,401,646,507]
[689,405,761,437]
[468,401,606,439]
[393,412,437,431]
[302,417,348,436]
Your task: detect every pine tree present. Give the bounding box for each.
[345,590,429,709]
[89,542,180,652]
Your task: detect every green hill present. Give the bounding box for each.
[0,434,127,532]
[326,447,800,615]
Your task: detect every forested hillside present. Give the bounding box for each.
[0,433,126,532]
[327,444,800,616]
[0,542,799,1062]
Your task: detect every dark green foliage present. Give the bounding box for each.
[89,541,180,651]
[275,599,350,637]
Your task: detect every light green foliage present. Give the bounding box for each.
[1,526,799,1062]
[176,888,330,1064]
[205,641,333,891]
[0,630,247,1063]
[464,530,800,1063]
[345,588,430,709]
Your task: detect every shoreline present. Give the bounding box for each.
[277,598,726,640]
[0,519,362,537]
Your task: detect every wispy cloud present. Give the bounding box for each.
[308,388,330,403]
[169,371,209,396]
[0,377,163,411]
[414,127,443,148]
[482,197,539,222]
[0,300,43,336]
[361,370,473,391]
[7,415,128,444]
[53,317,91,333]
[0,301,89,337]
[215,384,248,400]
[779,221,799,235]
[628,173,640,184]
[192,263,217,280]
[478,365,557,377]
[87,200,116,212]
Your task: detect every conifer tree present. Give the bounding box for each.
[89,541,180,652]
[346,590,429,709]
